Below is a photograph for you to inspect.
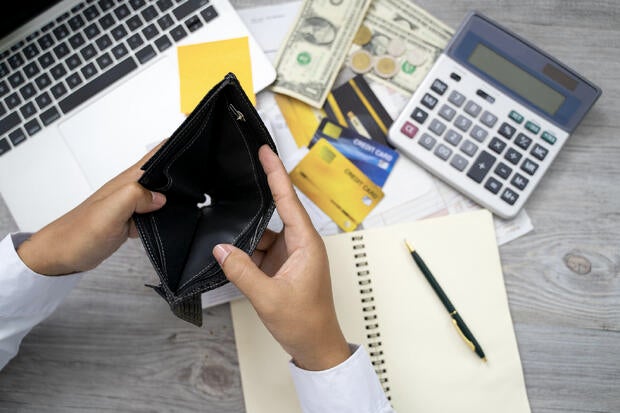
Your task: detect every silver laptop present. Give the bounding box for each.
[0,0,276,232]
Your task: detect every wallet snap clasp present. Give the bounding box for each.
[228,103,245,122]
[196,193,212,209]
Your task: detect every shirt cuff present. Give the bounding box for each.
[288,344,391,413]
[0,233,82,317]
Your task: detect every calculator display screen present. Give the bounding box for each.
[468,43,566,115]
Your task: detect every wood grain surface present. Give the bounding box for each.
[1,0,618,412]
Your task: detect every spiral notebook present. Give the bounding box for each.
[230,209,531,412]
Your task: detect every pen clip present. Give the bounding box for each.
[451,316,475,351]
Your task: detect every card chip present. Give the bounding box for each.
[319,146,336,163]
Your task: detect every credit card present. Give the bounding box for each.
[309,118,399,187]
[290,138,384,232]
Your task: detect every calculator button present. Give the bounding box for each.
[520,158,539,175]
[501,188,519,205]
[464,100,482,118]
[421,93,438,110]
[418,133,436,150]
[438,104,456,121]
[454,115,472,132]
[400,121,418,138]
[514,133,532,150]
[450,154,468,171]
[531,143,548,160]
[484,177,502,194]
[480,111,497,128]
[470,125,488,142]
[494,162,512,179]
[476,89,495,103]
[444,129,462,146]
[541,131,557,145]
[429,119,446,136]
[434,144,452,160]
[505,148,522,165]
[525,121,540,135]
[411,107,428,124]
[448,90,465,107]
[450,72,461,81]
[430,79,447,95]
[509,110,524,124]
[466,150,496,183]
[460,140,478,157]
[489,137,507,154]
[498,122,516,139]
[510,173,529,190]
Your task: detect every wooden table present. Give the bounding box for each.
[1,0,618,411]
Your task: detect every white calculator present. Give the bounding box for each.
[388,11,601,219]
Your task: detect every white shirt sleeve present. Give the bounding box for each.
[288,344,396,413]
[0,233,82,370]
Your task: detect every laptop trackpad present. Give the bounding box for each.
[59,56,186,190]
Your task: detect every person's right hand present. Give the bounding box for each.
[212,145,351,371]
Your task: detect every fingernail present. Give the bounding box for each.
[213,244,233,265]
[151,191,166,206]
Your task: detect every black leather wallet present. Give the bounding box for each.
[133,73,277,326]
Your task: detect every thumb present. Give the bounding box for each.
[107,183,167,222]
[213,244,270,300]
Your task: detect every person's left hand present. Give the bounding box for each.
[17,141,168,276]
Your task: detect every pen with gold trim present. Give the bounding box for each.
[405,239,487,362]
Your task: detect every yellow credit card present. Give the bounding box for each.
[290,139,384,232]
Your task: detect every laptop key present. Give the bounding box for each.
[25,118,42,136]
[154,34,172,52]
[8,72,25,88]
[37,34,55,50]
[67,73,83,89]
[0,138,11,156]
[5,93,22,110]
[157,14,174,30]
[83,5,100,21]
[114,4,131,20]
[50,63,68,80]
[142,5,159,22]
[136,45,156,64]
[58,57,138,114]
[127,34,145,50]
[142,24,160,40]
[156,0,174,12]
[111,24,128,41]
[96,52,113,69]
[0,112,21,135]
[51,82,68,99]
[38,51,56,68]
[23,44,40,59]
[111,43,129,59]
[186,15,203,32]
[99,13,116,30]
[173,0,209,21]
[40,106,61,126]
[9,128,27,146]
[84,23,101,39]
[53,24,70,41]
[35,92,53,109]
[98,0,115,12]
[169,25,187,41]
[24,62,40,78]
[53,42,70,59]
[20,102,37,119]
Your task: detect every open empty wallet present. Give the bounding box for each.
[133,73,277,326]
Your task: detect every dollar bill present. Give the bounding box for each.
[371,0,454,49]
[271,0,372,108]
[353,12,443,95]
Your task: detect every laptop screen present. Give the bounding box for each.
[0,0,60,41]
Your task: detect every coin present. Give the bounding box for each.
[352,24,372,46]
[373,55,399,78]
[387,38,406,57]
[349,49,373,74]
[405,47,428,66]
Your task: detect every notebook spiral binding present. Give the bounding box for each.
[351,234,391,400]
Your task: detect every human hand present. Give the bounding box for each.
[213,145,351,371]
[17,141,168,276]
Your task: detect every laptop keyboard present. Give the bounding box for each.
[0,0,220,156]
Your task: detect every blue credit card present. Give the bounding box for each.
[309,118,399,187]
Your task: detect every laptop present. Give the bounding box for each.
[0,0,277,232]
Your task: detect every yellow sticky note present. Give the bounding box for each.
[177,37,255,114]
